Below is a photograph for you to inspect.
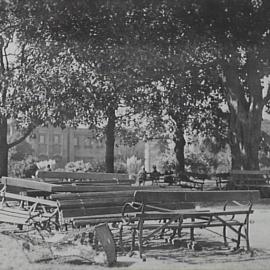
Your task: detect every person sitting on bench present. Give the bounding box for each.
[150,165,160,185]
[164,170,174,185]
[137,167,147,186]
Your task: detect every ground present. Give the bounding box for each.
[0,200,270,270]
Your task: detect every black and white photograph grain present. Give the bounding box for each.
[0,0,270,269]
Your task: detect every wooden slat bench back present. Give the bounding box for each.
[230,170,270,190]
[37,171,131,182]
[134,190,260,204]
[56,188,195,227]
[175,172,208,190]
[1,176,133,193]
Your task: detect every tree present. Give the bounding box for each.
[0,1,37,176]
[175,0,270,170]
[22,1,167,172]
[15,0,229,173]
[0,0,85,176]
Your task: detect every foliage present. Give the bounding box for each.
[156,152,176,173]
[127,155,142,176]
[3,0,270,174]
[173,0,270,169]
[9,140,33,161]
[65,160,94,172]
[114,160,127,173]
[185,137,231,174]
[8,155,38,177]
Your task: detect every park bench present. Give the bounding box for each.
[0,176,175,229]
[36,171,133,185]
[214,172,230,190]
[1,176,135,195]
[52,186,194,228]
[0,184,58,230]
[175,172,208,190]
[229,170,270,193]
[122,190,260,258]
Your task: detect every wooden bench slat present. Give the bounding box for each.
[51,192,133,200]
[1,177,60,192]
[1,192,58,207]
[129,219,244,230]
[134,190,260,203]
[37,171,129,181]
[61,206,124,218]
[51,185,134,193]
[0,213,28,225]
[50,186,175,200]
[58,197,132,209]
[231,170,270,175]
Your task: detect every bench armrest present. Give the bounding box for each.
[121,202,143,222]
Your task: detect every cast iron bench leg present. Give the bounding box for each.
[223,225,228,246]
[138,218,144,259]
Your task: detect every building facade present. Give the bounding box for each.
[26,126,145,168]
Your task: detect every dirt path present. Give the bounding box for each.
[0,202,269,270]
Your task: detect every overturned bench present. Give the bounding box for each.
[0,184,58,230]
[122,190,260,258]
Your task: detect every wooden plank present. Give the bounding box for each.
[133,209,251,220]
[58,198,194,211]
[50,184,174,193]
[1,192,58,207]
[231,170,270,175]
[50,186,166,200]
[234,184,270,188]
[232,177,268,181]
[51,184,134,193]
[51,190,135,200]
[58,197,132,209]
[134,190,260,204]
[0,209,32,218]
[0,207,39,216]
[72,213,125,220]
[73,217,124,226]
[1,177,60,192]
[0,213,28,225]
[37,171,129,181]
[20,190,51,197]
[94,223,117,266]
[62,206,124,218]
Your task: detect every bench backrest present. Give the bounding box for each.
[134,190,260,204]
[2,176,134,193]
[37,171,130,181]
[231,170,270,180]
[184,172,208,179]
[56,188,196,219]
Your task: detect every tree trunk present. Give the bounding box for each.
[173,125,186,174]
[229,102,262,170]
[0,116,8,177]
[105,107,116,173]
[222,50,264,170]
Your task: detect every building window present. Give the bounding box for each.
[53,134,61,144]
[39,134,46,144]
[84,138,92,148]
[74,137,79,146]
